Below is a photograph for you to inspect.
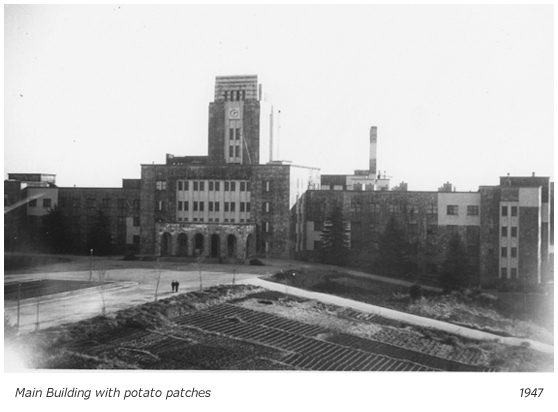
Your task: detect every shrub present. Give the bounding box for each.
[249,259,265,266]
[409,283,423,300]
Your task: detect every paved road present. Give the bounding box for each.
[4,266,267,332]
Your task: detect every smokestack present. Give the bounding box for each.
[369,126,377,177]
[269,106,274,162]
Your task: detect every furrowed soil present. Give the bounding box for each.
[6,284,552,372]
[269,268,554,345]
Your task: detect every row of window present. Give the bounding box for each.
[501,247,518,258]
[502,205,518,217]
[175,180,252,192]
[29,198,51,208]
[447,205,479,216]
[501,226,518,237]
[59,197,140,210]
[177,201,251,213]
[501,268,518,279]
[177,217,246,223]
[224,90,245,101]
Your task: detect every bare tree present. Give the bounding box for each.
[154,259,162,302]
[97,269,108,316]
[197,251,205,291]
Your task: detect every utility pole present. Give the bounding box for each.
[17,283,21,332]
[89,249,93,281]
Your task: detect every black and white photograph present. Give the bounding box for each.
[3,3,555,410]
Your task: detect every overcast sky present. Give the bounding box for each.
[4,5,554,191]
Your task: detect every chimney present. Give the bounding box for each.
[369,126,377,177]
[269,106,274,162]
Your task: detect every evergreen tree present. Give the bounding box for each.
[377,216,411,275]
[319,206,350,265]
[42,205,72,253]
[87,210,113,255]
[441,233,470,292]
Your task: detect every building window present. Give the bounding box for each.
[225,181,230,191]
[87,198,97,208]
[224,202,229,212]
[215,181,220,191]
[447,225,458,236]
[427,203,438,215]
[265,181,270,192]
[501,226,507,237]
[199,202,204,212]
[501,267,507,278]
[511,247,517,258]
[240,202,245,212]
[193,201,198,211]
[133,217,140,227]
[157,201,163,211]
[178,201,183,211]
[230,218,235,223]
[200,181,205,191]
[29,199,37,207]
[229,128,234,140]
[184,181,189,191]
[178,181,183,191]
[224,91,228,101]
[246,202,250,212]
[184,201,189,211]
[193,181,199,191]
[511,206,518,217]
[230,202,236,212]
[511,227,517,237]
[264,221,271,232]
[240,182,246,191]
[467,205,479,216]
[209,201,214,212]
[247,182,251,192]
[43,198,52,208]
[231,181,236,191]
[447,205,458,215]
[209,181,214,191]
[501,205,508,216]
[215,202,220,212]
[501,247,507,257]
[156,181,167,190]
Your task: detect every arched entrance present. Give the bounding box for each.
[177,234,188,257]
[194,233,204,256]
[161,232,172,256]
[246,234,255,258]
[210,234,220,258]
[227,234,237,257]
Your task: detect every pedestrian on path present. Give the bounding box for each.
[175,281,180,292]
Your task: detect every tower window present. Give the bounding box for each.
[231,181,236,191]
[501,206,508,216]
[511,206,518,217]
[224,91,228,101]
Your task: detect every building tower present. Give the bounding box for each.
[208,75,261,165]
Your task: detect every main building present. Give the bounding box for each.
[4,75,553,288]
